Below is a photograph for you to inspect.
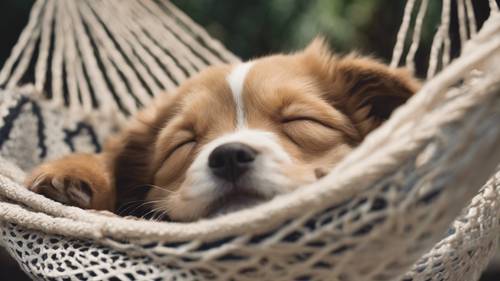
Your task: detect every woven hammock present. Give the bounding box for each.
[0,0,499,280]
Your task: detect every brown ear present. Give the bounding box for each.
[303,38,420,136]
[106,93,179,214]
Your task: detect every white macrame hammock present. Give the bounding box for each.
[0,0,499,280]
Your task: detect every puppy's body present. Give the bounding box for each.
[26,39,419,221]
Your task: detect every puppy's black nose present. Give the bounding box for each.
[208,142,257,182]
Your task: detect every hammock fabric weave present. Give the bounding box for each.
[0,0,499,280]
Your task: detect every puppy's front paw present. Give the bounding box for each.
[25,154,115,210]
[27,172,93,208]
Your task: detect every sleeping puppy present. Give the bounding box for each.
[25,38,419,221]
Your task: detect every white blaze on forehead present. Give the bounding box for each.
[226,62,254,128]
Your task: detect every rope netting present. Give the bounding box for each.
[391,0,499,77]
[0,0,238,117]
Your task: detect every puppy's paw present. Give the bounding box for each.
[27,172,93,208]
[25,154,115,210]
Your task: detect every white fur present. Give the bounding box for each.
[226,62,254,128]
[180,129,295,203]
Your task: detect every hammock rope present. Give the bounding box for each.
[0,0,238,117]
[0,1,499,280]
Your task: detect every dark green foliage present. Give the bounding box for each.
[172,0,436,76]
[171,0,495,77]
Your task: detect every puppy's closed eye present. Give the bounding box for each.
[153,140,196,190]
[282,116,329,127]
[164,140,197,162]
[282,117,344,152]
[154,132,197,187]
[158,129,197,163]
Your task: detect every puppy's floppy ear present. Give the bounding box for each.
[106,93,179,213]
[303,37,420,136]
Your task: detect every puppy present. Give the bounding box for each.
[26,38,419,221]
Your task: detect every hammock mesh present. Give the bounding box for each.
[0,0,499,280]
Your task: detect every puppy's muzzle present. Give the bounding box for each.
[208,142,258,182]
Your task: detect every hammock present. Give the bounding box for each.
[0,0,499,280]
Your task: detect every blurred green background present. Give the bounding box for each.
[170,0,493,77]
[171,0,426,62]
[0,1,498,280]
[0,0,496,78]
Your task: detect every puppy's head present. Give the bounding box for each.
[114,38,419,221]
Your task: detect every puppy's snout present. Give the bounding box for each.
[208,142,257,182]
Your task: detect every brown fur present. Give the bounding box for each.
[25,38,419,220]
